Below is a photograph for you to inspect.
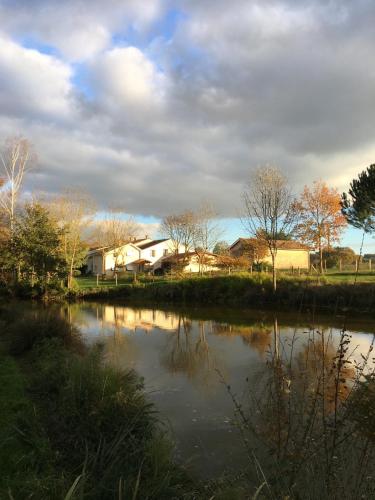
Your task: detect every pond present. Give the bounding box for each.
[63,302,375,479]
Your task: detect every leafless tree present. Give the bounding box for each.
[49,190,96,288]
[242,165,296,291]
[160,210,197,257]
[94,211,141,272]
[0,136,35,233]
[194,203,223,273]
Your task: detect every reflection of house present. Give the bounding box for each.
[101,305,180,332]
[160,252,220,273]
[230,238,310,269]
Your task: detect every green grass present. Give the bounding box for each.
[0,307,199,499]
[320,270,375,283]
[0,353,57,496]
[76,270,375,291]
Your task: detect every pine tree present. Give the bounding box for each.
[342,164,375,232]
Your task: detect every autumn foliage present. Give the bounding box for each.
[294,180,347,272]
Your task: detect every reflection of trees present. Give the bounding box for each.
[238,321,375,498]
[213,321,272,357]
[161,316,220,390]
[103,329,137,369]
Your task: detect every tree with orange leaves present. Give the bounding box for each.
[294,180,347,273]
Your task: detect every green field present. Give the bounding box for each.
[76,270,375,290]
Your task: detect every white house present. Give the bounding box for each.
[160,252,220,273]
[86,238,152,276]
[137,239,185,271]
[86,238,185,276]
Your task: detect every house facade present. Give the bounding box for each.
[137,239,185,270]
[160,252,220,273]
[86,238,186,276]
[230,238,310,269]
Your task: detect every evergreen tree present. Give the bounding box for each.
[342,164,375,232]
[13,202,65,285]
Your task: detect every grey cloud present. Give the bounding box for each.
[0,0,375,219]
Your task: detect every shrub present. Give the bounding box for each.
[3,308,82,355]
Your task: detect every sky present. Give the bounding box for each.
[0,0,374,251]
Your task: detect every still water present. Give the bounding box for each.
[65,302,375,478]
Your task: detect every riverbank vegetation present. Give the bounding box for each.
[76,272,375,315]
[0,306,198,499]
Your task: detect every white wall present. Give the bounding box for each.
[140,240,186,269]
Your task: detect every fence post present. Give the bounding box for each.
[355,259,359,272]
[339,259,342,272]
[96,274,99,286]
[369,259,372,271]
[115,273,118,286]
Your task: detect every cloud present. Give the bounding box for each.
[0,0,164,61]
[0,34,74,120]
[0,0,375,223]
[88,46,168,109]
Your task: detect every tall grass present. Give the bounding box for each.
[0,307,197,499]
[223,322,375,499]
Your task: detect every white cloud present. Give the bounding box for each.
[89,46,167,109]
[0,34,73,119]
[0,0,164,61]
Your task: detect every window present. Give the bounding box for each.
[151,250,156,257]
[163,249,168,256]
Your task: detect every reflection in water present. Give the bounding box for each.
[66,303,375,479]
[161,318,221,390]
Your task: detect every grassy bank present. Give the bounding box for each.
[0,307,200,499]
[77,273,375,314]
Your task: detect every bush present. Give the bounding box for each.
[27,340,193,499]
[2,308,82,355]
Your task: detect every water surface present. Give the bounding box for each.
[65,302,375,478]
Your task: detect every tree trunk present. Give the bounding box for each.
[271,253,277,292]
[319,240,323,274]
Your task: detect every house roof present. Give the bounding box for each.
[87,242,140,256]
[132,258,152,264]
[137,239,169,249]
[230,238,310,251]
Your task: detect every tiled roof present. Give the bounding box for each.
[137,239,169,249]
[231,238,310,250]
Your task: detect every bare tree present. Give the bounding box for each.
[242,165,296,291]
[160,210,197,257]
[0,136,35,233]
[194,203,223,274]
[49,190,95,288]
[94,211,141,272]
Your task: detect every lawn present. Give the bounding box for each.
[76,270,375,290]
[320,270,375,284]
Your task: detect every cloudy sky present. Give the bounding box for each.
[1,0,374,249]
